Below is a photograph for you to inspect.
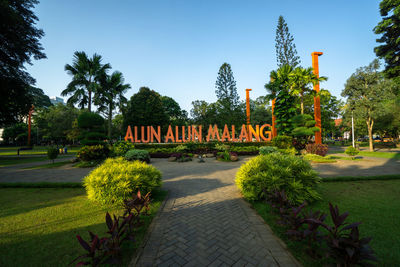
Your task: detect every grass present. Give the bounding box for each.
[22,160,72,170]
[0,146,80,156]
[0,156,48,167]
[252,179,400,266]
[73,160,102,168]
[0,187,167,267]
[357,151,400,159]
[303,154,362,163]
[322,174,400,182]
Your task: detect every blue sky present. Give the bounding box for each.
[26,0,382,114]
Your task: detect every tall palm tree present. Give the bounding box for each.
[265,65,293,101]
[288,67,327,114]
[95,71,131,139]
[62,51,111,112]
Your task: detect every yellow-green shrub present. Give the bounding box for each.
[235,154,320,204]
[83,157,162,206]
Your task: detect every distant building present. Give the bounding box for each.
[50,96,64,105]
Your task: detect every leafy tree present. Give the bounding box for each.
[95,71,130,139]
[0,0,46,127]
[161,96,188,126]
[1,123,28,145]
[265,65,297,135]
[123,87,168,135]
[215,63,243,126]
[62,51,111,112]
[33,103,80,143]
[275,16,300,68]
[112,114,124,138]
[289,67,327,114]
[29,86,52,108]
[341,60,395,151]
[290,114,320,149]
[77,111,106,145]
[374,0,400,81]
[250,96,272,126]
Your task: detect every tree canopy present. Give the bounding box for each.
[275,16,300,68]
[0,0,46,126]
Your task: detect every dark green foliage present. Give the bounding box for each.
[73,191,151,266]
[29,86,52,108]
[275,16,300,68]
[77,145,110,162]
[1,123,28,145]
[161,96,188,126]
[47,147,58,163]
[250,97,273,126]
[236,154,320,204]
[113,141,135,156]
[374,0,400,81]
[259,146,279,155]
[77,111,106,145]
[124,149,150,163]
[0,0,46,127]
[123,87,168,134]
[305,143,328,156]
[272,135,293,149]
[374,142,397,149]
[78,112,105,129]
[291,114,320,150]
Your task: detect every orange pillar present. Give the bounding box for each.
[271,99,277,137]
[246,89,252,126]
[28,105,34,147]
[312,52,323,144]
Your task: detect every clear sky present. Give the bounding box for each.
[26,0,382,114]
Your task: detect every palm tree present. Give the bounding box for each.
[95,71,131,139]
[265,65,293,101]
[288,67,327,114]
[62,51,111,112]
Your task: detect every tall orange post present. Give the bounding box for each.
[312,52,323,144]
[271,99,277,137]
[246,89,252,126]
[28,105,34,146]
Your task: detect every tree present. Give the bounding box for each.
[341,60,395,151]
[62,51,111,112]
[190,100,219,126]
[215,63,243,126]
[1,123,28,145]
[374,0,400,82]
[34,103,80,143]
[0,0,46,127]
[29,86,52,108]
[161,96,188,126]
[250,96,272,126]
[275,16,300,68]
[95,71,130,139]
[265,65,297,135]
[123,87,168,135]
[289,67,327,114]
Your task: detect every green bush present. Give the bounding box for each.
[259,146,278,155]
[173,144,188,153]
[235,154,320,204]
[125,149,150,163]
[47,147,59,163]
[77,145,110,162]
[83,157,162,206]
[345,146,359,159]
[113,141,135,156]
[272,135,293,149]
[278,147,297,155]
[77,112,105,129]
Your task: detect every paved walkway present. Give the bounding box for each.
[134,158,300,267]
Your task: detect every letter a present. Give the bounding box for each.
[125,126,134,142]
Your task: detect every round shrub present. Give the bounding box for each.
[77,145,110,162]
[47,147,59,163]
[77,112,104,129]
[84,157,162,206]
[235,153,320,204]
[259,146,278,155]
[272,135,293,149]
[125,149,150,163]
[113,141,135,156]
[345,146,359,159]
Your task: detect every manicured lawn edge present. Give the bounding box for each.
[322,174,400,182]
[0,182,83,188]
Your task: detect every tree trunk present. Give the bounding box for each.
[108,103,112,140]
[300,93,304,114]
[366,117,374,152]
[88,90,91,112]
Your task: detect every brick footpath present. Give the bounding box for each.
[133,158,300,267]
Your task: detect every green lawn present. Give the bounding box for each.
[22,160,72,170]
[0,187,166,267]
[0,156,48,167]
[0,146,80,156]
[252,179,400,266]
[357,151,400,159]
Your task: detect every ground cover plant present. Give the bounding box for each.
[252,179,400,266]
[77,145,110,162]
[84,157,162,206]
[0,187,167,266]
[236,153,320,204]
[112,141,135,157]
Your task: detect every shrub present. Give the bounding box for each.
[173,144,187,153]
[272,135,293,149]
[217,151,230,161]
[305,143,329,156]
[47,147,59,163]
[278,147,297,155]
[259,146,278,155]
[77,145,110,162]
[215,143,230,152]
[78,112,105,129]
[84,158,161,206]
[345,146,359,159]
[124,149,150,163]
[113,141,135,156]
[303,154,337,163]
[235,154,320,204]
